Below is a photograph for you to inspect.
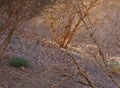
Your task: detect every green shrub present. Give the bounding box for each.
[9,57,30,68]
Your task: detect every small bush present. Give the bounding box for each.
[9,57,30,68]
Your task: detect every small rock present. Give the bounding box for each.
[20,66,26,71]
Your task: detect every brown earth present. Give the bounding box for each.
[0,1,120,88]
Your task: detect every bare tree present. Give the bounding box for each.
[0,0,56,57]
[44,0,103,48]
[42,0,120,87]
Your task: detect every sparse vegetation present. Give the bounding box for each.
[9,57,30,68]
[0,0,120,88]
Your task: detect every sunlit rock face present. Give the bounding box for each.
[108,57,120,74]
